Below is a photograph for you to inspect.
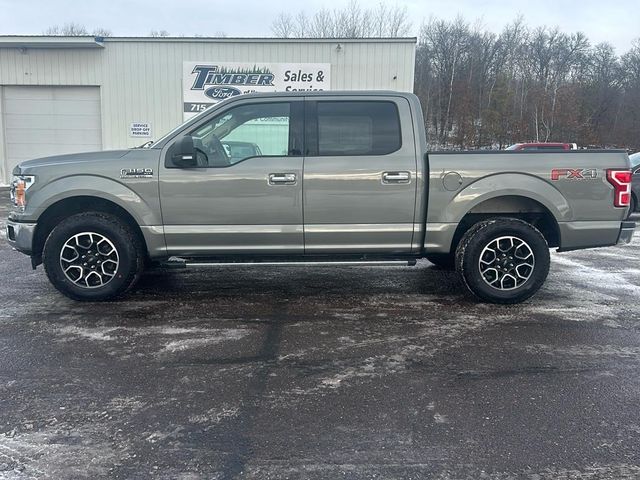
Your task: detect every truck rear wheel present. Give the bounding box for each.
[43,212,144,301]
[455,218,550,304]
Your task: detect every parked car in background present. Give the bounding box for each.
[506,142,577,151]
[630,152,640,216]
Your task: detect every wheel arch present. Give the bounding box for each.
[32,196,149,266]
[448,194,562,255]
[446,173,571,222]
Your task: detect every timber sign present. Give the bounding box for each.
[183,61,331,119]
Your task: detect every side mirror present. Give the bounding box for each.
[172,136,197,168]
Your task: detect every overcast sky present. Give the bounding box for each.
[0,0,637,54]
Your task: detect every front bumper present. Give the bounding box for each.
[617,221,636,245]
[5,219,36,255]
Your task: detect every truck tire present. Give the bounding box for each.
[455,218,550,304]
[43,212,144,301]
[425,253,456,270]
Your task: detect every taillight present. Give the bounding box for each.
[606,169,632,207]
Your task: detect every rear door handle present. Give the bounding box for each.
[269,173,297,185]
[382,171,411,184]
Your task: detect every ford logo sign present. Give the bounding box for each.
[204,86,242,100]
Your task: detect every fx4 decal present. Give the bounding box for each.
[551,168,598,180]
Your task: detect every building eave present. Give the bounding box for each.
[0,36,105,49]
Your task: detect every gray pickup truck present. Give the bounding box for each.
[6,91,636,303]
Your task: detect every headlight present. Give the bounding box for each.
[10,175,36,211]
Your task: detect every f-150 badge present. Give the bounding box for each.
[121,168,153,179]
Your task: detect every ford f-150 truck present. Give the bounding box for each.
[6,91,636,303]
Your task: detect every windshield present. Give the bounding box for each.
[148,106,216,148]
[630,152,640,168]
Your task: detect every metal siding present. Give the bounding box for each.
[0,86,6,181]
[0,38,415,160]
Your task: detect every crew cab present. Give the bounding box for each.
[6,91,636,303]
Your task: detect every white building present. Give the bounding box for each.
[0,36,416,183]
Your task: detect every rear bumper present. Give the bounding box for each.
[558,220,633,251]
[5,219,36,255]
[617,221,636,245]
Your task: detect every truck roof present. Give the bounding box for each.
[225,90,415,99]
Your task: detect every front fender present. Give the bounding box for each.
[27,175,162,227]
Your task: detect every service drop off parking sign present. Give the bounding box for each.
[182,61,331,119]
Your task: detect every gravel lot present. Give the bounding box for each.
[1,189,639,479]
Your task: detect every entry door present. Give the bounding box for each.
[303,98,418,253]
[159,100,304,256]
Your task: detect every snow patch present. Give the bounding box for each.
[188,405,239,425]
[525,343,640,359]
[433,413,449,424]
[0,427,117,479]
[552,255,640,296]
[58,326,118,342]
[160,329,248,353]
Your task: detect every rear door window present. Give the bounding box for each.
[315,101,401,156]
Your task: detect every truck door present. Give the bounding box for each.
[159,99,304,255]
[303,97,418,253]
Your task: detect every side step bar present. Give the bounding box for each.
[162,258,417,269]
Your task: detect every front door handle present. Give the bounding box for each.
[269,173,297,185]
[382,171,411,184]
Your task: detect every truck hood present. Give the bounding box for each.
[15,150,132,173]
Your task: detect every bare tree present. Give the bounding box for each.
[45,23,89,36]
[272,12,295,38]
[92,28,112,37]
[418,16,472,146]
[309,8,335,38]
[45,24,111,37]
[149,30,170,37]
[271,1,411,38]
[382,4,411,37]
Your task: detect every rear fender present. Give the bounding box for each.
[445,173,570,223]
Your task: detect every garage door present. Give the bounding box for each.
[2,86,102,182]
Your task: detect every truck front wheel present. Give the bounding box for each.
[455,218,550,304]
[42,212,144,301]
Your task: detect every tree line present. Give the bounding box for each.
[43,23,226,38]
[271,3,639,151]
[415,17,640,150]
